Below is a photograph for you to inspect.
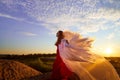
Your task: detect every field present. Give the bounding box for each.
[0,54,120,76]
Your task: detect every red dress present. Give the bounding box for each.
[50,46,72,80]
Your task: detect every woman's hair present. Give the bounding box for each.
[55,30,64,46]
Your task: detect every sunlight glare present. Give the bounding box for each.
[105,48,112,54]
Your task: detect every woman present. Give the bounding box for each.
[50,30,120,80]
[50,30,78,80]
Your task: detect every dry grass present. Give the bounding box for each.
[0,59,43,80]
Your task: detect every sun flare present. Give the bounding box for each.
[105,48,112,54]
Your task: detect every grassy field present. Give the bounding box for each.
[0,54,120,76]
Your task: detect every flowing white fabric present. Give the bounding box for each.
[59,31,120,80]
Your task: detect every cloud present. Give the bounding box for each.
[0,13,24,21]
[86,8,120,21]
[23,0,120,34]
[21,32,37,37]
[0,13,41,26]
[115,20,120,27]
[107,33,114,39]
[0,0,120,34]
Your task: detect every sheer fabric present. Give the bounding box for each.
[58,31,120,80]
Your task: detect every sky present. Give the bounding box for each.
[0,0,120,57]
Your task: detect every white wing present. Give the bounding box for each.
[63,31,94,50]
[59,31,120,80]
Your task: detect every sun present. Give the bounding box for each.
[105,48,112,55]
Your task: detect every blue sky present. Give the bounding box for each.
[0,0,120,56]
